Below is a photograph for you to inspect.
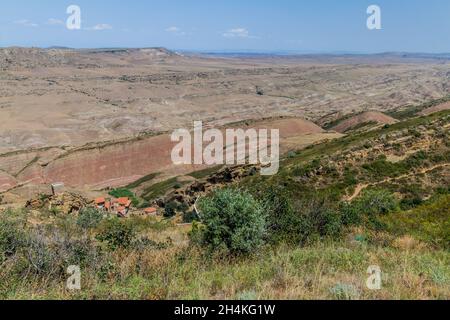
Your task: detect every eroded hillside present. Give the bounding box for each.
[1,48,449,154]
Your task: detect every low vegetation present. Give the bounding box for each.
[0,109,448,300]
[387,95,450,120]
[0,190,448,299]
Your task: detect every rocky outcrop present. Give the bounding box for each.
[26,192,91,214]
[162,165,260,209]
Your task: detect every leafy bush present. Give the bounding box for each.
[405,151,428,168]
[263,187,300,244]
[77,207,104,230]
[292,158,321,177]
[164,201,179,218]
[0,216,26,262]
[194,188,267,255]
[294,195,343,243]
[381,194,449,249]
[137,200,151,209]
[131,236,172,251]
[259,187,343,245]
[341,189,398,228]
[362,156,407,178]
[182,210,198,223]
[96,218,136,250]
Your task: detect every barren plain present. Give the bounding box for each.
[0,47,449,197]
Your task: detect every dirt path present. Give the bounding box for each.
[345,163,449,201]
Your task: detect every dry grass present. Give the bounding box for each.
[4,235,448,300]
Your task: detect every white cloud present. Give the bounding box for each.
[165,26,186,36]
[14,19,39,27]
[166,26,180,33]
[93,24,113,30]
[46,18,64,26]
[223,28,252,38]
[85,24,113,31]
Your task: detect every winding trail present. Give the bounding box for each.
[345,163,449,201]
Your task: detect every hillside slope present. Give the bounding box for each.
[329,111,397,133]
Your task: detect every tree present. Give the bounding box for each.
[194,188,266,255]
[96,218,136,250]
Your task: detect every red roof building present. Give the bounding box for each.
[95,197,106,205]
[144,207,157,215]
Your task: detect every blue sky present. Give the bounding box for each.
[1,0,449,53]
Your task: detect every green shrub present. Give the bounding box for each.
[292,158,321,177]
[0,216,26,262]
[131,237,172,251]
[96,218,136,250]
[259,187,344,245]
[405,151,428,168]
[164,201,179,218]
[294,195,343,243]
[263,187,297,244]
[400,196,424,210]
[182,210,198,223]
[77,207,104,230]
[362,156,407,178]
[341,189,398,228]
[382,195,450,249]
[137,200,151,209]
[195,188,267,255]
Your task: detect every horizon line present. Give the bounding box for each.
[2,46,450,56]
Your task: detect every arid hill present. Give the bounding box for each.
[329,111,398,133]
[1,48,450,202]
[420,101,450,116]
[0,117,333,195]
[1,48,449,154]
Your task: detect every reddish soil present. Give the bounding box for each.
[420,102,450,115]
[331,111,397,133]
[0,171,17,192]
[0,118,325,191]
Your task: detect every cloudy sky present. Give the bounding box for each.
[1,0,450,53]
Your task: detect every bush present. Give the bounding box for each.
[182,210,198,223]
[137,200,150,209]
[381,194,450,249]
[164,201,179,218]
[341,189,398,228]
[259,187,343,245]
[96,218,136,250]
[294,195,343,244]
[23,227,58,275]
[0,216,26,263]
[77,207,104,230]
[263,187,299,244]
[195,188,267,255]
[19,225,102,277]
